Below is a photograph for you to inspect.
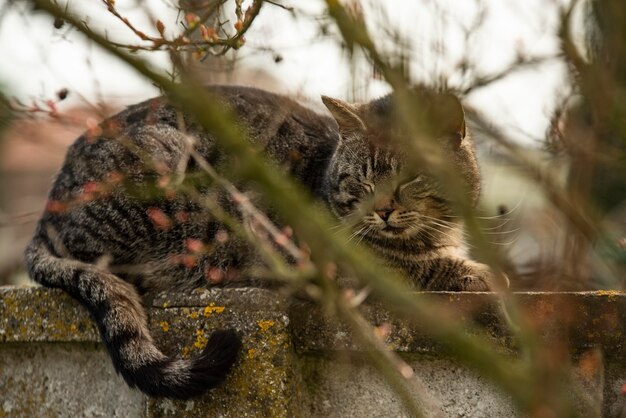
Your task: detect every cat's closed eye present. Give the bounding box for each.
[363,181,375,194]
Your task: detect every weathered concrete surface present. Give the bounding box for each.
[300,353,518,418]
[1,286,626,417]
[604,363,626,417]
[290,291,626,355]
[0,343,145,418]
[0,287,99,343]
[147,289,298,418]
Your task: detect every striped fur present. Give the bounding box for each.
[25,85,490,399]
[25,236,240,398]
[25,86,337,399]
[321,88,493,291]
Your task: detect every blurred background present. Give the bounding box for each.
[0,0,624,290]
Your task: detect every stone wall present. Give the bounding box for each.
[1,286,625,417]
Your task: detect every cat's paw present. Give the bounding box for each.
[449,273,493,291]
[448,263,508,292]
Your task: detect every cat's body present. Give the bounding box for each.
[25,85,491,399]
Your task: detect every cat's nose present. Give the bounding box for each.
[375,208,394,222]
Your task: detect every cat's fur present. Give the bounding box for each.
[25,85,491,399]
[322,91,492,291]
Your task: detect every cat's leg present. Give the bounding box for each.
[423,258,499,291]
[25,235,241,399]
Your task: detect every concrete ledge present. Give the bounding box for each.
[1,286,626,417]
[0,287,99,343]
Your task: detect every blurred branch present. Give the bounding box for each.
[100,0,262,58]
[263,0,293,12]
[323,1,599,415]
[325,0,514,287]
[333,289,446,418]
[467,106,625,285]
[559,0,587,77]
[0,90,12,135]
[461,53,562,95]
[468,107,598,240]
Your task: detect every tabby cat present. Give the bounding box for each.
[24,85,492,400]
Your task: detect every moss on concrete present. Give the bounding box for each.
[146,290,298,418]
[0,287,99,343]
[2,286,626,417]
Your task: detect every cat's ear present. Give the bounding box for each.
[321,96,366,136]
[433,93,466,141]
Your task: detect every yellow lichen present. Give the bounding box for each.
[247,348,257,359]
[188,310,199,319]
[193,329,208,350]
[159,321,169,332]
[203,303,225,316]
[596,290,622,302]
[162,301,170,308]
[258,320,275,332]
[181,346,190,358]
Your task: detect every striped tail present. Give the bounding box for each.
[24,236,241,399]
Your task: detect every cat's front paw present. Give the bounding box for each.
[448,263,507,292]
[448,273,492,291]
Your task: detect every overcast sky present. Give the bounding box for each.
[0,0,577,145]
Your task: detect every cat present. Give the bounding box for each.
[321,90,493,291]
[24,85,492,400]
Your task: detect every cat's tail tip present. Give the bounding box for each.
[188,329,243,392]
[131,329,242,400]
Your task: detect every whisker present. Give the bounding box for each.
[418,215,461,234]
[483,227,521,236]
[481,217,513,231]
[474,197,526,221]
[417,226,440,243]
[347,225,368,243]
[475,214,513,220]
[495,196,525,217]
[441,213,514,222]
[419,214,458,226]
[356,226,374,245]
[419,221,469,246]
[426,219,459,232]
[489,236,522,246]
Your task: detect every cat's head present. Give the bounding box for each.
[322,87,480,244]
